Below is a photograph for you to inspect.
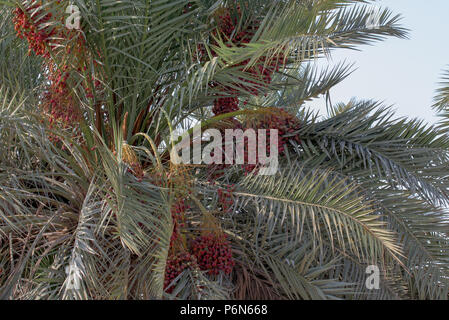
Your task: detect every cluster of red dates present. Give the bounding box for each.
[13,1,96,131]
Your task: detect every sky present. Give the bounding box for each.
[312,0,449,124]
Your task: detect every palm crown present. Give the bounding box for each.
[1,0,449,300]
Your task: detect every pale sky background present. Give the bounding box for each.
[313,0,449,124]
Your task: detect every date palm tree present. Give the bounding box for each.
[1,0,449,300]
